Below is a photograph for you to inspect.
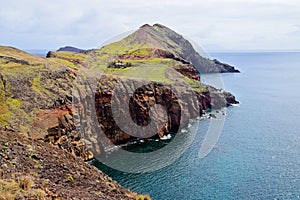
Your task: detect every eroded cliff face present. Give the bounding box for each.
[0,45,238,161]
[174,65,201,81]
[0,26,239,197]
[42,106,94,161]
[93,76,197,146]
[71,74,238,152]
[18,71,237,155]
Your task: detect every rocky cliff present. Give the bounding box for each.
[0,46,148,199]
[75,75,237,151]
[0,23,239,199]
[1,23,239,155]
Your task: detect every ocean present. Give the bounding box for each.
[26,49,49,57]
[30,50,300,199]
[93,52,300,199]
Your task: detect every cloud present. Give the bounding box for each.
[0,0,299,51]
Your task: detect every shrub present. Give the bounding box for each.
[136,194,151,200]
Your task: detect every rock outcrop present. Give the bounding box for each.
[0,22,240,197]
[73,74,238,150]
[92,76,195,146]
[174,65,201,81]
[1,31,239,155]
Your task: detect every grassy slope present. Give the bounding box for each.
[51,48,206,92]
[0,46,74,133]
[0,46,159,199]
[50,39,206,90]
[46,24,204,86]
[0,35,206,130]
[0,45,203,133]
[47,51,88,69]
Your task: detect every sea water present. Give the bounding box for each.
[30,50,300,199]
[93,52,300,200]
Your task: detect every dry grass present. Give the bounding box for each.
[18,176,33,190]
[0,177,48,200]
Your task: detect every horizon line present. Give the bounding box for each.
[23,48,300,54]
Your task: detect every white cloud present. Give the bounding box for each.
[0,0,299,51]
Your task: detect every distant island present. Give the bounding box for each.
[0,24,238,199]
[57,46,89,53]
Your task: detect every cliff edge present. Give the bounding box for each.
[0,24,239,199]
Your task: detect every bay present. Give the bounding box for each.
[94,52,300,200]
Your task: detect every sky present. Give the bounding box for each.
[0,0,300,52]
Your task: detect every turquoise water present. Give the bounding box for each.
[93,52,300,199]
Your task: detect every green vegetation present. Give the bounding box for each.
[103,58,183,84]
[0,97,33,132]
[0,46,74,133]
[1,145,8,150]
[50,57,79,69]
[68,175,74,182]
[183,77,206,93]
[98,34,150,55]
[0,46,46,65]
[152,24,183,53]
[0,23,207,134]
[128,48,155,57]
[32,73,52,97]
[136,194,152,200]
[48,51,88,70]
[49,51,87,61]
[33,160,42,169]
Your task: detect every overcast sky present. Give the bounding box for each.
[0,0,300,52]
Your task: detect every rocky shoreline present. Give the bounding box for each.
[0,24,239,199]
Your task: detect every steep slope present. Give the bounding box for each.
[44,24,239,149]
[98,24,239,73]
[0,46,93,160]
[0,46,151,199]
[1,23,239,153]
[0,46,73,131]
[0,23,239,198]
[0,130,140,199]
[0,25,239,199]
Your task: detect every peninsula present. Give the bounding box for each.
[0,24,238,199]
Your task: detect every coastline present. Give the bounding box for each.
[97,107,229,155]
[0,33,238,198]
